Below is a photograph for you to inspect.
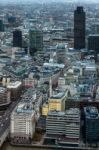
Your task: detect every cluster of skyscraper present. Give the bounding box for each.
[13,29,43,55]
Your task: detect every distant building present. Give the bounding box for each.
[56,43,68,64]
[3,64,27,79]
[88,34,99,54]
[91,23,99,34]
[74,6,86,49]
[84,106,99,144]
[13,30,22,47]
[10,102,35,143]
[8,16,16,24]
[83,65,97,77]
[96,86,99,100]
[29,29,43,55]
[0,20,4,32]
[77,84,93,98]
[39,66,61,86]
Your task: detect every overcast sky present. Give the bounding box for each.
[0,0,98,4]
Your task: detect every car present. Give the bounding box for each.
[1,124,3,127]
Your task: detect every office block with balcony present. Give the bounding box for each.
[45,108,80,146]
[46,110,66,137]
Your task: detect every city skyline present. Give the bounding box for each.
[0,1,99,150]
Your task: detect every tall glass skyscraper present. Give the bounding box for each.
[88,34,99,54]
[29,29,43,56]
[13,29,22,48]
[74,6,86,50]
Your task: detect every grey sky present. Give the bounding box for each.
[0,0,98,3]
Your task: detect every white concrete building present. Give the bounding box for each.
[10,102,35,143]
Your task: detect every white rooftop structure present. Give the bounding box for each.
[66,108,80,115]
[51,92,65,99]
[16,102,33,114]
[85,65,96,71]
[44,62,65,69]
[10,102,35,140]
[7,81,22,89]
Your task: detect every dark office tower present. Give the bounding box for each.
[0,20,4,32]
[8,16,16,24]
[88,34,99,54]
[84,107,99,145]
[74,6,85,49]
[13,30,22,48]
[29,29,43,56]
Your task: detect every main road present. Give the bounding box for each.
[0,100,21,147]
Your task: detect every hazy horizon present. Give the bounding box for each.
[0,0,99,4]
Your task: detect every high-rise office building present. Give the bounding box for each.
[29,29,43,56]
[84,106,99,144]
[74,6,86,50]
[0,20,4,32]
[46,110,66,136]
[46,108,80,146]
[88,34,99,54]
[56,43,67,64]
[65,108,80,141]
[13,29,22,47]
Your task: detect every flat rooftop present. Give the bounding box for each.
[7,81,22,88]
[48,110,65,116]
[15,102,34,114]
[84,106,99,119]
[50,92,65,99]
[66,108,80,115]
